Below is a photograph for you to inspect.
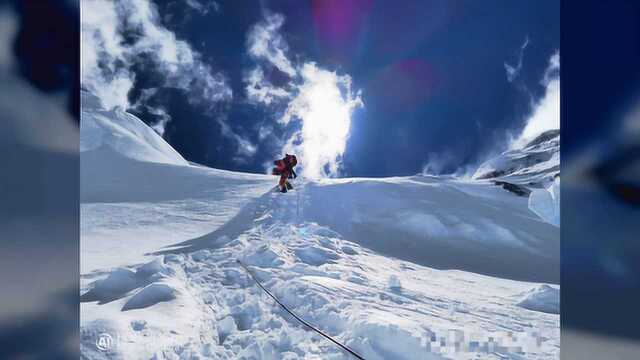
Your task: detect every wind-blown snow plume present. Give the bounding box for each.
[504,36,530,82]
[281,63,363,178]
[81,0,231,112]
[129,88,172,136]
[245,12,363,178]
[511,51,560,148]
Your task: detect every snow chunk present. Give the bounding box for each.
[136,258,167,277]
[529,177,560,226]
[516,284,559,314]
[122,283,178,311]
[244,244,284,268]
[388,275,402,290]
[294,246,339,266]
[81,268,140,303]
[341,245,358,255]
[191,250,210,262]
[350,312,434,360]
[217,316,237,344]
[130,320,147,331]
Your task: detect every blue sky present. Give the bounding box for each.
[81,0,559,177]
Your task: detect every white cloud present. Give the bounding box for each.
[245,12,363,178]
[247,13,296,77]
[258,124,273,140]
[81,0,260,160]
[130,88,172,136]
[511,50,560,148]
[185,0,219,15]
[504,36,530,82]
[81,0,231,111]
[244,67,291,105]
[81,0,132,109]
[219,120,257,159]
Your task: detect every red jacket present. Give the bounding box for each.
[273,154,297,179]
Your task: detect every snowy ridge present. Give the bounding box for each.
[472,129,560,227]
[516,285,560,315]
[473,129,560,188]
[81,90,188,166]
[81,94,559,359]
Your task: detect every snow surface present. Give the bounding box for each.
[81,93,559,359]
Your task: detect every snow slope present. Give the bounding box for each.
[80,90,275,272]
[81,90,187,166]
[81,94,559,359]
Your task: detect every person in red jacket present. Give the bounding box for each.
[272,154,297,193]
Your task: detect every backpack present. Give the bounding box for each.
[286,154,297,167]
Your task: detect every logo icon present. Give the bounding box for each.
[96,333,114,351]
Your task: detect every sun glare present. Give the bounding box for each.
[282,63,362,178]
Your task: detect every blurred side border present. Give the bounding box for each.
[0,0,79,358]
[561,0,640,358]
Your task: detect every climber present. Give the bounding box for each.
[272,154,297,193]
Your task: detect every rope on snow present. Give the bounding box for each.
[236,259,366,360]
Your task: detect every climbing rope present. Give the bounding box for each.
[296,183,300,220]
[236,259,366,360]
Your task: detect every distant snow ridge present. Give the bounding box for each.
[80,90,187,166]
[473,129,559,188]
[516,284,560,314]
[473,129,560,225]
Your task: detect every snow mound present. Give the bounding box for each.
[80,90,187,166]
[122,283,178,311]
[516,284,560,314]
[136,258,168,277]
[529,177,560,226]
[81,259,170,304]
[294,245,340,266]
[80,268,141,304]
[350,312,439,360]
[303,177,559,283]
[216,316,237,344]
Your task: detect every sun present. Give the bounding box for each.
[281,63,363,178]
